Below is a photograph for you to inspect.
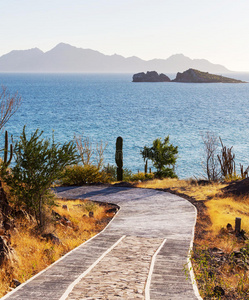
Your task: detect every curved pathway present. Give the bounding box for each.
[2,186,201,300]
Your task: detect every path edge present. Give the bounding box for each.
[187,202,203,300]
[59,235,126,300]
[144,238,167,300]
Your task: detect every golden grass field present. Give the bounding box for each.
[136,178,249,298]
[0,199,115,297]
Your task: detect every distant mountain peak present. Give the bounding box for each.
[167,53,192,61]
[52,42,76,49]
[47,43,79,53]
[7,47,43,55]
[0,43,231,73]
[169,53,186,58]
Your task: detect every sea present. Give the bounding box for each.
[0,72,249,179]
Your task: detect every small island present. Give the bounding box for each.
[172,69,246,83]
[132,71,170,82]
[133,68,246,83]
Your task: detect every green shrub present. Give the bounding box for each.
[60,165,111,186]
[102,164,133,182]
[141,136,178,178]
[102,164,116,181]
[122,168,133,181]
[155,168,178,179]
[129,172,154,182]
[4,126,78,228]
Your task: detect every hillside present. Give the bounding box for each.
[0,43,230,73]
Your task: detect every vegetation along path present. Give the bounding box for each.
[2,186,202,300]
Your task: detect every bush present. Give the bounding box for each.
[129,172,154,182]
[3,127,79,228]
[102,164,133,182]
[141,136,178,178]
[122,168,133,181]
[155,168,178,179]
[60,165,111,186]
[102,164,116,181]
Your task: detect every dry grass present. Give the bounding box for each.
[1,198,115,297]
[136,178,249,234]
[136,178,249,298]
[207,196,249,234]
[136,178,226,201]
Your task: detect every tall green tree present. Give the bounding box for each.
[141,136,178,178]
[4,126,79,228]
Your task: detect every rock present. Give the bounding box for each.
[89,211,94,218]
[213,286,225,296]
[60,217,72,227]
[12,279,21,287]
[209,247,224,255]
[227,223,233,232]
[106,207,119,214]
[197,179,210,186]
[231,250,241,258]
[132,71,170,82]
[223,177,249,196]
[62,205,68,210]
[52,210,62,220]
[42,233,61,245]
[52,210,72,226]
[3,221,14,231]
[172,68,245,83]
[159,73,170,82]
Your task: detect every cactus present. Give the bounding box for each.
[144,159,148,174]
[2,130,13,168]
[115,136,123,181]
[217,138,235,179]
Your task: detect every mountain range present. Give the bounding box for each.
[0,43,231,73]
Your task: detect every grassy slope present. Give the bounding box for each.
[0,199,115,297]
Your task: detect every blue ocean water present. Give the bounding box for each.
[0,72,249,179]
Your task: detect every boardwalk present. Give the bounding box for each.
[2,186,202,300]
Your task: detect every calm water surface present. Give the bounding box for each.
[0,72,249,178]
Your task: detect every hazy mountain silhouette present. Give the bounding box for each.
[0,43,230,73]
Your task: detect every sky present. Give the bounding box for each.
[1,0,249,71]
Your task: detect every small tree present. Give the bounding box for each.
[201,132,220,181]
[4,127,79,228]
[0,86,21,223]
[74,134,107,170]
[141,136,178,178]
[0,86,21,132]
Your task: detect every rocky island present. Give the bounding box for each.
[172,68,246,83]
[132,71,170,82]
[133,69,246,83]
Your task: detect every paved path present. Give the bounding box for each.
[2,186,201,300]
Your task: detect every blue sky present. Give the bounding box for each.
[1,0,249,71]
